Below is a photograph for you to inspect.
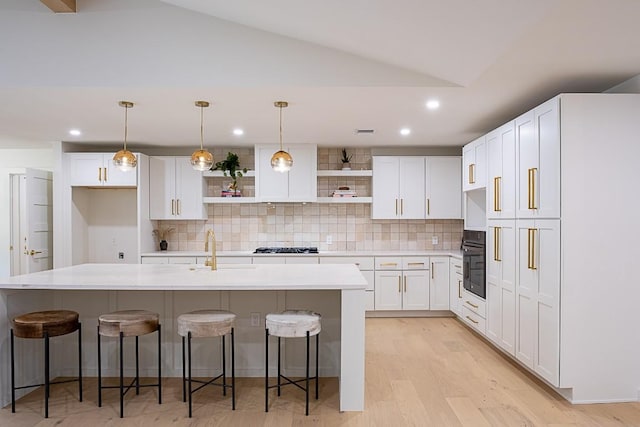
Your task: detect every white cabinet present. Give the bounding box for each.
[68,153,137,187]
[516,97,560,219]
[486,220,516,355]
[374,257,429,310]
[515,219,560,386]
[320,256,375,310]
[449,258,463,315]
[462,136,486,191]
[425,157,462,219]
[149,156,206,220]
[429,257,450,310]
[372,156,425,219]
[486,122,516,219]
[461,291,486,334]
[255,144,317,202]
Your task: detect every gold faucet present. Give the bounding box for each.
[204,229,217,270]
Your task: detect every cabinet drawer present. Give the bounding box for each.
[375,257,402,270]
[215,256,252,264]
[285,256,319,264]
[320,256,374,271]
[462,291,486,318]
[365,291,375,311]
[403,257,429,270]
[462,306,486,334]
[252,257,286,264]
[168,257,197,264]
[141,257,169,264]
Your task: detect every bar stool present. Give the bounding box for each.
[265,310,320,416]
[97,310,161,418]
[11,310,82,418]
[177,309,236,417]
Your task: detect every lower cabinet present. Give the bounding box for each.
[429,257,450,310]
[461,290,486,335]
[449,258,463,315]
[320,257,375,311]
[374,257,429,310]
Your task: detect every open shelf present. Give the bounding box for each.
[203,170,256,177]
[317,170,372,177]
[317,197,372,204]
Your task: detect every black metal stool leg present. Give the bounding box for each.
[315,333,319,400]
[188,331,192,418]
[78,323,83,402]
[231,327,236,410]
[11,329,15,413]
[135,336,140,395]
[97,326,102,407]
[277,336,281,396]
[119,331,124,419]
[182,336,186,402]
[265,328,269,413]
[157,323,162,404]
[222,333,227,396]
[44,331,50,418]
[305,330,310,416]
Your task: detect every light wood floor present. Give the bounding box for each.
[2,317,640,426]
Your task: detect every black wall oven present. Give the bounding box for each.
[462,230,486,299]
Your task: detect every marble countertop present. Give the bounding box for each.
[0,263,367,291]
[141,250,463,259]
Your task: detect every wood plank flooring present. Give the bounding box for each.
[2,317,640,426]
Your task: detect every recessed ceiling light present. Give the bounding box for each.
[69,129,81,136]
[233,128,244,136]
[400,128,411,136]
[426,100,440,110]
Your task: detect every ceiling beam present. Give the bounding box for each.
[40,0,76,13]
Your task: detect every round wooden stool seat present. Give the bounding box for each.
[98,310,159,337]
[266,310,321,338]
[177,310,236,338]
[13,310,80,339]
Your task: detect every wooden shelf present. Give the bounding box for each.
[317,197,372,204]
[316,170,372,177]
[203,170,255,177]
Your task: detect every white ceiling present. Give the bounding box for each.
[0,0,639,150]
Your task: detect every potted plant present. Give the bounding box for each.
[153,227,175,251]
[212,151,248,195]
[341,148,352,170]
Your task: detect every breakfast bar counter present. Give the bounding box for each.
[0,263,367,411]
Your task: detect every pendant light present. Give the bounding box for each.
[112,101,137,171]
[271,101,293,172]
[191,100,214,171]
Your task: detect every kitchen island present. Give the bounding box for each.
[0,263,367,412]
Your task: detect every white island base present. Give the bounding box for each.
[0,263,367,412]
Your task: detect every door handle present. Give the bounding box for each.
[98,167,102,182]
[398,276,401,293]
[177,199,181,215]
[103,167,107,182]
[171,199,175,215]
[494,177,501,212]
[403,275,407,292]
[427,198,430,215]
[29,250,42,256]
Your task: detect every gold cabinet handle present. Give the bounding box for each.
[398,276,401,293]
[431,263,434,279]
[177,199,181,215]
[171,199,175,215]
[458,280,462,298]
[98,167,102,182]
[528,167,538,209]
[380,262,398,267]
[400,199,403,215]
[104,167,107,182]
[407,262,424,267]
[494,226,502,262]
[528,228,537,270]
[466,315,479,325]
[427,198,430,215]
[468,164,475,184]
[466,300,478,309]
[29,250,42,256]
[403,275,407,292]
[494,177,502,212]
[395,199,398,215]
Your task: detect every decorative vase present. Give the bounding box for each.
[342,162,351,170]
[159,240,168,251]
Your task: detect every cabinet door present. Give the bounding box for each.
[287,145,317,202]
[149,156,175,220]
[429,257,450,310]
[372,156,400,219]
[255,145,289,202]
[104,153,137,187]
[374,271,403,310]
[449,259,463,315]
[398,157,425,219]
[403,270,429,310]
[487,123,516,219]
[175,157,205,219]
[426,157,461,219]
[462,140,477,191]
[68,153,104,186]
[516,98,560,219]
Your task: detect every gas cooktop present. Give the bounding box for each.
[253,247,319,254]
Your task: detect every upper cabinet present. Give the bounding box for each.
[372,156,425,219]
[516,97,560,219]
[68,153,137,187]
[486,121,516,219]
[462,136,486,191]
[425,157,462,219]
[255,144,317,202]
[149,156,206,220]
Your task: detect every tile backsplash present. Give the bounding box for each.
[154,147,463,252]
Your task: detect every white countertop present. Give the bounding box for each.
[141,250,463,259]
[0,263,367,291]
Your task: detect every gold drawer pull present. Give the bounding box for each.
[407,262,424,267]
[398,276,401,293]
[403,276,407,292]
[466,315,479,325]
[466,300,478,309]
[458,280,462,298]
[494,176,501,211]
[380,262,398,267]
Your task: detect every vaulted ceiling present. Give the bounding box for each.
[1,0,639,149]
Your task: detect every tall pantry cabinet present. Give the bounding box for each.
[480,94,640,403]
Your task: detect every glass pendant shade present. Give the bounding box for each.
[192,100,214,171]
[272,100,292,173]
[271,150,293,172]
[113,101,137,171]
[190,149,214,171]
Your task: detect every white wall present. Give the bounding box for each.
[0,147,54,278]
